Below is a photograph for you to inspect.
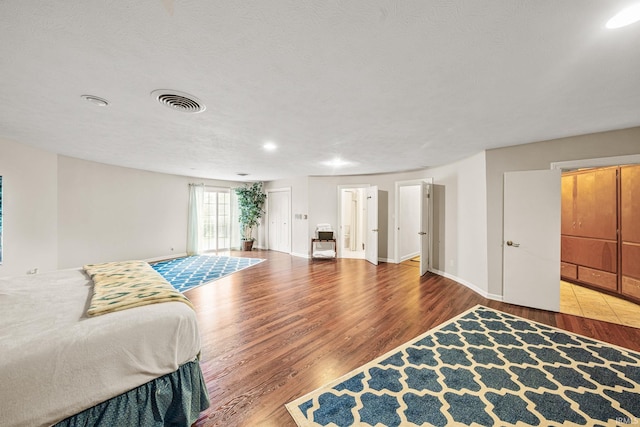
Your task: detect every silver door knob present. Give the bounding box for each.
[418,231,427,235]
[506,240,520,247]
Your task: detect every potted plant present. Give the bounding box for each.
[235,182,267,251]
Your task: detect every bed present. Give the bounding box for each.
[0,264,209,426]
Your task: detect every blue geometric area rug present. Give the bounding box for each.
[286,305,640,427]
[151,255,264,293]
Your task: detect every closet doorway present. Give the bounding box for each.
[552,155,640,328]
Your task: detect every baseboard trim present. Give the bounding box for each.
[292,252,310,259]
[145,253,188,263]
[486,292,504,302]
[399,252,420,263]
[429,269,502,302]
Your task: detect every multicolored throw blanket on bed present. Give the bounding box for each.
[84,260,194,316]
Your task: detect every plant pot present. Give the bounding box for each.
[242,240,254,251]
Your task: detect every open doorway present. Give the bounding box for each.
[553,155,640,328]
[338,186,366,259]
[397,185,421,263]
[394,179,433,276]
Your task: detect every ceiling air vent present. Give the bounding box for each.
[151,89,206,113]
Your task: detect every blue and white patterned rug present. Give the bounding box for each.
[286,305,640,426]
[151,255,265,293]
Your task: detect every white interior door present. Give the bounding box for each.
[365,186,379,266]
[267,190,291,253]
[503,169,560,311]
[419,182,431,276]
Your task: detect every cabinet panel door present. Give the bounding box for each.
[575,168,617,240]
[621,165,640,244]
[561,175,576,235]
[560,262,577,279]
[561,235,617,273]
[578,266,617,291]
[622,276,640,300]
[621,243,640,280]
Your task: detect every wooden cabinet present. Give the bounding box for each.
[561,170,619,239]
[561,165,640,303]
[621,165,640,300]
[562,167,617,240]
[574,168,617,239]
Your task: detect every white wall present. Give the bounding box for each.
[0,138,58,277]
[6,125,637,306]
[303,161,490,298]
[57,156,243,269]
[307,170,430,260]
[426,151,489,295]
[485,126,640,297]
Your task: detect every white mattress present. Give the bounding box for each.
[0,268,201,427]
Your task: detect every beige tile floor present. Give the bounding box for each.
[561,280,640,329]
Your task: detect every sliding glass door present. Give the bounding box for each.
[202,189,231,252]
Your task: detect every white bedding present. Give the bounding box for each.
[0,268,201,427]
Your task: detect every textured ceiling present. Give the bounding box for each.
[1,1,639,181]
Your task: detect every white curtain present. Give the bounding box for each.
[187,184,204,256]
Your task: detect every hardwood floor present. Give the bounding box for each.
[188,250,640,427]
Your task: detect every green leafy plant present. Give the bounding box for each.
[235,182,267,242]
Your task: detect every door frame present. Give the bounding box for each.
[394,178,433,271]
[499,154,640,311]
[337,184,369,259]
[550,154,640,171]
[550,154,640,312]
[365,186,379,265]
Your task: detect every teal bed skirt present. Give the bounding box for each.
[55,359,210,426]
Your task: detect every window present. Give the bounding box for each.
[202,189,231,252]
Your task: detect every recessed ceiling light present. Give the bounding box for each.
[263,142,277,151]
[81,95,109,107]
[323,158,353,167]
[606,3,640,29]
